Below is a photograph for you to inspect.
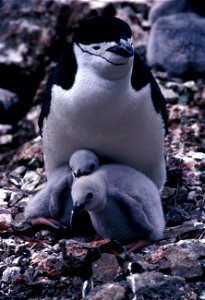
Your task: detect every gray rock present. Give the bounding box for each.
[85,283,125,300]
[21,171,41,192]
[0,88,18,116]
[127,271,190,300]
[2,266,22,282]
[160,86,178,104]
[92,253,119,283]
[164,240,205,278]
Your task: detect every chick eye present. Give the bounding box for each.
[86,192,93,200]
[93,46,100,50]
[89,163,95,171]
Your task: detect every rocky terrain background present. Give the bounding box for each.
[0,0,205,299]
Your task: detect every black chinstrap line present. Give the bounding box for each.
[76,43,129,66]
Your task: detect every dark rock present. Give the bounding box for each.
[60,239,100,279]
[166,203,201,226]
[163,220,205,240]
[0,88,19,123]
[199,171,205,183]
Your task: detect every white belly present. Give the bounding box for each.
[43,83,166,190]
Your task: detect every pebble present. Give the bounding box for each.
[11,166,27,176]
[0,134,13,145]
[21,171,41,192]
[0,124,13,134]
[199,171,205,183]
[0,189,10,203]
[160,86,178,103]
[192,152,205,161]
[0,88,18,111]
[0,212,12,231]
[2,266,22,282]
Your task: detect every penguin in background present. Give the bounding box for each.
[149,0,205,24]
[39,16,167,191]
[147,12,205,77]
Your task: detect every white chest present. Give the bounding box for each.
[43,73,165,189]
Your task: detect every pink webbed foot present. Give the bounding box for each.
[30,217,66,230]
[125,239,150,253]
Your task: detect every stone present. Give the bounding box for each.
[160,86,178,104]
[0,134,13,146]
[0,88,19,123]
[2,266,22,282]
[92,253,119,283]
[192,152,205,161]
[0,189,10,203]
[85,283,125,300]
[0,210,12,232]
[21,171,41,192]
[127,271,189,300]
[147,240,205,279]
[163,241,204,278]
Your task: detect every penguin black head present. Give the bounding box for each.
[74,16,132,45]
[73,16,134,72]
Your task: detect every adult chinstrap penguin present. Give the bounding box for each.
[39,16,167,191]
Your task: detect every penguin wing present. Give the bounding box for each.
[114,191,154,234]
[131,52,168,133]
[38,45,77,132]
[49,173,73,220]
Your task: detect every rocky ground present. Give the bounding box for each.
[0,0,205,299]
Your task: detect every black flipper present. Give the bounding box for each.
[131,52,168,133]
[38,45,77,132]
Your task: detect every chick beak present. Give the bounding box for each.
[72,201,88,214]
[107,41,134,58]
[70,201,88,228]
[73,170,91,179]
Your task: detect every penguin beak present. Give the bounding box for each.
[72,201,88,214]
[72,169,91,179]
[107,41,134,58]
[70,203,88,228]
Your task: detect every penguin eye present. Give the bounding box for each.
[86,192,93,200]
[89,163,95,171]
[93,46,101,50]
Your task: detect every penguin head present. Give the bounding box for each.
[73,16,134,79]
[71,173,107,213]
[69,149,100,178]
